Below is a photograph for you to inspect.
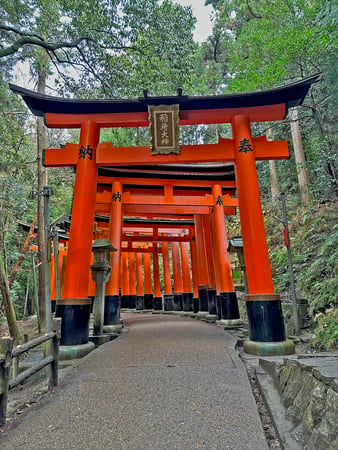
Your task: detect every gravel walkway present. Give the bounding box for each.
[1,313,268,450]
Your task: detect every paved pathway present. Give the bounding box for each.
[1,313,268,449]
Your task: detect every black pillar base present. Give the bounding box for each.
[144,293,153,310]
[193,297,200,313]
[56,299,91,346]
[136,296,144,310]
[246,294,286,342]
[198,285,209,312]
[207,288,217,315]
[121,295,129,308]
[216,295,221,320]
[163,294,174,311]
[128,294,137,309]
[104,295,120,325]
[182,293,193,312]
[89,296,94,313]
[153,297,163,311]
[220,292,240,320]
[173,293,183,311]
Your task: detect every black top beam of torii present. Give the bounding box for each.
[9,73,322,127]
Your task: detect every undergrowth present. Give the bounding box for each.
[264,198,338,350]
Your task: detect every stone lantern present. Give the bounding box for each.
[90,239,116,339]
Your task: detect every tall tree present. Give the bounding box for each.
[0,82,36,341]
[0,0,199,330]
[206,0,338,199]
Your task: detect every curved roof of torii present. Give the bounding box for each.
[9,73,321,126]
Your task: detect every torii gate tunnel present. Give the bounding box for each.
[11,73,320,356]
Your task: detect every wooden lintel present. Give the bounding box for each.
[122,193,215,206]
[122,235,191,243]
[95,203,236,216]
[253,136,289,160]
[97,176,236,189]
[124,204,212,215]
[96,192,238,207]
[43,143,80,167]
[45,111,149,129]
[122,225,195,231]
[44,104,286,129]
[43,135,287,169]
[122,246,160,254]
[97,139,234,165]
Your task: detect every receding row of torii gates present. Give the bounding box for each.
[11,73,320,357]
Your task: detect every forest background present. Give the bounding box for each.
[0,0,337,349]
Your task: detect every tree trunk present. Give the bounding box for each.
[289,108,312,204]
[9,213,37,288]
[0,250,21,344]
[266,128,280,200]
[37,56,48,327]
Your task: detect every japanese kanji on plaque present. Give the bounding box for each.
[148,104,180,154]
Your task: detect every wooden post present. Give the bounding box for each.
[43,186,52,332]
[49,318,61,390]
[52,230,61,301]
[162,241,172,295]
[171,241,183,294]
[153,245,161,298]
[61,120,99,299]
[136,252,144,296]
[0,338,14,425]
[211,184,235,293]
[232,115,292,352]
[128,252,136,308]
[180,241,192,294]
[31,252,41,333]
[143,251,153,309]
[231,114,274,294]
[194,215,209,312]
[107,180,123,296]
[189,235,199,299]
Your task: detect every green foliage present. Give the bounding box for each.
[208,0,338,198]
[310,309,338,351]
[265,196,338,312]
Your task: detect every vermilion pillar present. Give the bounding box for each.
[88,251,96,299]
[105,181,122,324]
[50,253,56,303]
[194,215,209,313]
[143,251,153,309]
[136,251,144,310]
[202,215,217,317]
[180,241,193,312]
[128,252,137,309]
[212,184,240,322]
[59,247,67,291]
[171,240,183,311]
[152,245,162,311]
[121,252,130,308]
[232,115,292,353]
[162,241,174,311]
[189,235,200,313]
[57,120,99,346]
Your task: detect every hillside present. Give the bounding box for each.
[265,198,338,350]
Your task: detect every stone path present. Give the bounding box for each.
[1,313,268,449]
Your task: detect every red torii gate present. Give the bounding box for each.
[94,163,239,319]
[10,73,320,356]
